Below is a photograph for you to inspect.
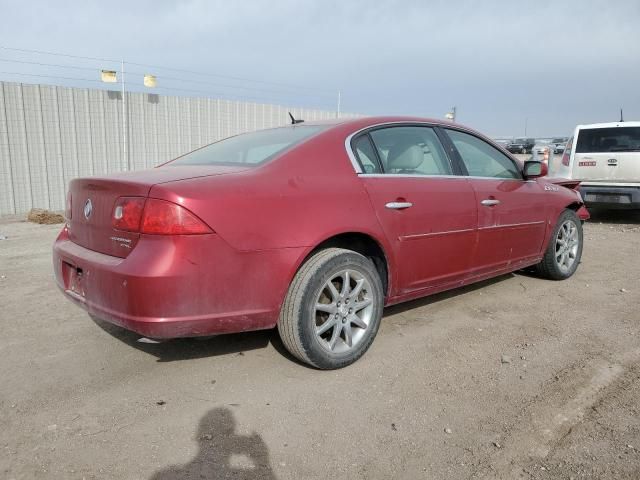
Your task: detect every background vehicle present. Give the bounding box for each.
[549,122,640,209]
[531,139,554,165]
[53,117,589,369]
[507,137,535,154]
[551,137,569,154]
[493,138,512,152]
[506,138,527,153]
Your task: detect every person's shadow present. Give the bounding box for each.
[150,407,276,479]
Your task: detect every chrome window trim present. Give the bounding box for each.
[358,173,535,183]
[344,121,443,174]
[344,121,526,180]
[358,173,462,179]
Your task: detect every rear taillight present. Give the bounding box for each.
[561,138,573,166]
[141,198,212,235]
[65,191,72,220]
[112,197,212,235]
[543,148,550,162]
[112,197,145,232]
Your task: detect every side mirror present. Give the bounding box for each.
[523,160,548,179]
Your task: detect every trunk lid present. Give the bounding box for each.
[67,165,248,258]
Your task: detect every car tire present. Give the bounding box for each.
[278,248,384,369]
[535,209,583,280]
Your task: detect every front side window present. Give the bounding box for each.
[575,127,640,153]
[366,126,452,175]
[170,125,326,166]
[446,129,521,179]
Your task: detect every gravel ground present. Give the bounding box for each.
[1,209,639,480]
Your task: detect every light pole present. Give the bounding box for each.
[445,106,456,122]
[121,60,129,171]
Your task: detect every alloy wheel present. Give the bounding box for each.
[555,219,580,273]
[314,269,374,354]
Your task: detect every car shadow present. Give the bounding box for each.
[91,316,273,363]
[149,406,276,479]
[586,208,640,225]
[382,273,515,317]
[93,274,516,366]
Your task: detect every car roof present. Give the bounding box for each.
[303,115,447,127]
[576,121,640,129]
[291,116,500,148]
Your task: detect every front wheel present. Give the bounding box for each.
[535,209,583,280]
[278,248,384,369]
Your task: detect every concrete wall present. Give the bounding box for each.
[0,81,359,215]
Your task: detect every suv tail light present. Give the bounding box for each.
[112,197,212,235]
[561,138,573,166]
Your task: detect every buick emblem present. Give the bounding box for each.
[83,199,93,220]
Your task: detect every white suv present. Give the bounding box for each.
[549,122,640,209]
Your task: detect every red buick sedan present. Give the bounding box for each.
[53,116,589,369]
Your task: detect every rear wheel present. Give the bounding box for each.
[278,248,384,369]
[535,209,583,280]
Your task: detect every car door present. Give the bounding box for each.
[351,125,477,295]
[442,128,547,279]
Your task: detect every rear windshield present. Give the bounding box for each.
[575,127,640,153]
[169,125,326,166]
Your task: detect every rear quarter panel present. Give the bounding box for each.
[148,129,386,251]
[148,127,396,297]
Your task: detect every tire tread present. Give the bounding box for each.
[535,209,583,280]
[278,248,382,369]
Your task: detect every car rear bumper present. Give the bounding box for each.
[53,227,303,338]
[579,185,640,209]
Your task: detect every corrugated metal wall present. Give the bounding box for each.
[0,81,360,215]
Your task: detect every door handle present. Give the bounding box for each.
[385,201,413,210]
[480,199,500,207]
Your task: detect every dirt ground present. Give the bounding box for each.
[1,209,639,480]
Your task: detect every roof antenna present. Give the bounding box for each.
[288,112,304,125]
[620,108,624,122]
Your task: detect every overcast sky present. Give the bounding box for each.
[1,0,639,137]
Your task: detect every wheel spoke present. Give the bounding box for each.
[328,322,342,350]
[326,280,340,301]
[353,298,372,312]
[350,314,367,329]
[315,302,336,314]
[341,271,351,297]
[316,317,337,336]
[349,279,365,299]
[343,322,353,347]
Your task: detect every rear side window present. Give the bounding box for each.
[170,125,326,166]
[575,127,640,153]
[446,129,521,179]
[367,126,452,175]
[352,135,382,173]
